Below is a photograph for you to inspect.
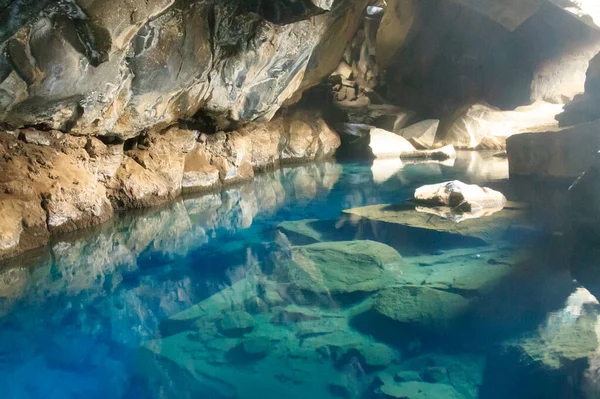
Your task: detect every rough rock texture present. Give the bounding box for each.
[439,102,563,149]
[506,119,600,178]
[373,286,471,332]
[557,52,600,127]
[384,1,600,119]
[0,0,368,135]
[0,110,340,259]
[398,120,439,148]
[414,181,507,212]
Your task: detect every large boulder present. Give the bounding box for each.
[369,128,417,159]
[414,181,507,212]
[506,119,600,178]
[274,240,404,294]
[398,120,439,148]
[372,286,471,332]
[439,102,563,149]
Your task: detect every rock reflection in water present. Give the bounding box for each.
[0,162,342,319]
[0,154,597,399]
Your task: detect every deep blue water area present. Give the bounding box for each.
[1,152,599,399]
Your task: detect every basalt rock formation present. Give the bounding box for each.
[0,0,368,259]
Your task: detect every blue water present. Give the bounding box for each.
[0,152,598,399]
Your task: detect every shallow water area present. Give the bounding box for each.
[0,151,599,399]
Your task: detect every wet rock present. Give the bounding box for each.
[271,305,321,325]
[278,240,403,294]
[421,366,449,383]
[378,381,465,399]
[395,371,422,383]
[570,152,600,235]
[415,205,505,223]
[507,119,600,178]
[343,202,526,244]
[398,120,439,148]
[241,338,270,357]
[277,219,326,244]
[372,286,471,332]
[219,311,255,337]
[357,342,397,370]
[401,145,457,162]
[414,181,507,212]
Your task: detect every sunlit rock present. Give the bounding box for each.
[439,102,563,149]
[414,181,507,212]
[398,120,440,148]
[369,128,417,159]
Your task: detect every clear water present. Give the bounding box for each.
[0,152,599,399]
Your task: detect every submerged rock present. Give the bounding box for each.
[414,181,507,212]
[342,202,527,244]
[277,240,403,294]
[372,286,471,332]
[378,381,466,399]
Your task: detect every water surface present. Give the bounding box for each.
[1,152,598,399]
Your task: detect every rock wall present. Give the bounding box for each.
[0,0,367,135]
[0,109,340,260]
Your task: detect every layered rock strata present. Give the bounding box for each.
[0,109,340,259]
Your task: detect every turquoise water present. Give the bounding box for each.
[0,152,599,399]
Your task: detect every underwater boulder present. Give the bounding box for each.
[276,240,404,295]
[372,286,471,332]
[377,381,466,399]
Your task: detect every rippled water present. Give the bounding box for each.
[1,152,599,399]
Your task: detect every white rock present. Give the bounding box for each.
[414,181,507,211]
[441,101,564,148]
[398,120,439,148]
[369,128,416,159]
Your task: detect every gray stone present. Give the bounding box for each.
[507,119,600,178]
